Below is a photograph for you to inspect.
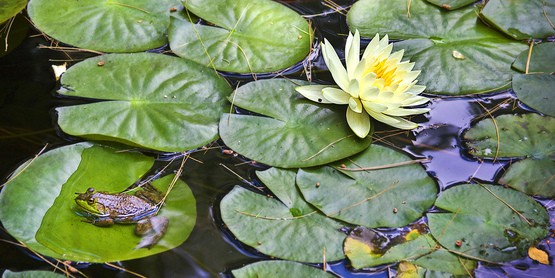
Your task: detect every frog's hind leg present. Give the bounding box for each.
[134,182,164,204]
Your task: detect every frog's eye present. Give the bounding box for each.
[87,187,94,193]
[87,197,95,205]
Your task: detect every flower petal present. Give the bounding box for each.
[383,107,430,116]
[295,85,333,103]
[345,30,361,80]
[322,87,350,104]
[348,79,360,98]
[322,39,349,92]
[361,100,388,113]
[367,109,418,130]
[362,33,381,60]
[359,86,380,101]
[346,108,371,138]
[349,97,363,113]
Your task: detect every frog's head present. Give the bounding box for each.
[75,187,101,214]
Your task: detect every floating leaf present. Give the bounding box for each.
[231,261,335,278]
[428,183,549,262]
[297,144,436,228]
[463,113,555,159]
[169,0,311,73]
[513,42,555,73]
[0,0,26,23]
[344,227,475,274]
[27,0,181,52]
[480,0,555,40]
[2,270,65,278]
[57,53,231,152]
[347,0,527,95]
[528,246,549,265]
[220,168,346,263]
[425,0,475,10]
[219,79,372,168]
[0,142,196,262]
[499,158,555,198]
[513,73,555,117]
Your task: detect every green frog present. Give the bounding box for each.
[74,184,169,249]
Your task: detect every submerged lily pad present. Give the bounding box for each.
[231,261,335,278]
[347,0,527,95]
[480,0,555,40]
[513,42,555,73]
[169,0,311,73]
[297,144,437,228]
[57,53,230,152]
[425,0,475,10]
[0,142,196,262]
[27,0,181,52]
[0,0,26,23]
[463,114,555,197]
[220,168,346,263]
[219,79,372,168]
[513,74,555,117]
[0,14,28,57]
[2,270,65,278]
[344,227,476,274]
[428,183,549,262]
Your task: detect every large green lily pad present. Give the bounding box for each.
[27,0,181,52]
[168,0,311,73]
[513,42,555,73]
[425,0,475,10]
[428,183,549,262]
[0,142,196,262]
[219,79,372,168]
[57,53,231,152]
[344,227,476,274]
[231,261,335,278]
[463,114,555,197]
[480,0,555,40]
[297,144,437,228]
[464,113,555,159]
[0,0,26,23]
[513,74,555,117]
[347,0,527,95]
[220,168,346,263]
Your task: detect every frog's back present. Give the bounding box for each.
[94,193,156,220]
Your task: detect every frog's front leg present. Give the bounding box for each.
[91,217,115,227]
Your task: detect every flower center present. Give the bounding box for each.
[366,58,399,88]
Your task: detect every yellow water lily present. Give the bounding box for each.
[295,30,430,138]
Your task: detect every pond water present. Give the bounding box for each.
[1,1,554,277]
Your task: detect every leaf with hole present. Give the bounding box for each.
[347,0,527,95]
[169,0,311,73]
[428,183,549,262]
[297,144,437,228]
[220,168,346,263]
[219,79,372,168]
[57,53,231,152]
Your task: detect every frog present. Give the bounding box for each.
[74,183,169,249]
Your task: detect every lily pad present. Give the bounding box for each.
[480,0,555,40]
[513,42,555,73]
[513,74,555,117]
[463,113,555,159]
[57,53,231,152]
[0,142,196,262]
[499,158,555,197]
[425,0,475,10]
[347,0,527,95]
[0,0,26,23]
[344,227,476,274]
[231,261,335,278]
[428,183,549,262]
[219,79,372,168]
[296,144,437,228]
[220,168,346,263]
[2,270,65,278]
[27,0,181,52]
[168,0,311,73]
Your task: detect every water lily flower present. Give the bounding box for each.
[295,30,430,138]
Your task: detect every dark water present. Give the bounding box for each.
[1,1,554,277]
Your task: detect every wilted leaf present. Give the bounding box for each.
[528,246,549,264]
